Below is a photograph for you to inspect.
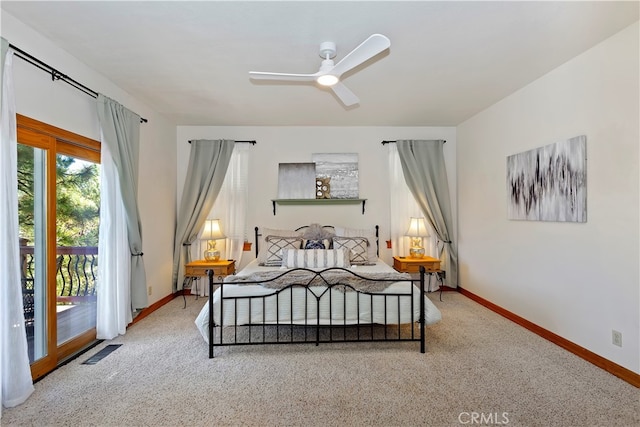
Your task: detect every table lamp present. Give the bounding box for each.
[405,217,429,258]
[202,219,225,262]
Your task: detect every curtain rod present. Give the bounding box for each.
[188,140,256,144]
[9,43,148,124]
[381,140,446,144]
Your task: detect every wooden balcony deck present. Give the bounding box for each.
[26,303,97,363]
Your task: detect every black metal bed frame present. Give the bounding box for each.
[206,225,429,358]
[206,267,428,358]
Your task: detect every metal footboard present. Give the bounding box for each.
[207,266,427,358]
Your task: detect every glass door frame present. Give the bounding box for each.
[17,114,101,381]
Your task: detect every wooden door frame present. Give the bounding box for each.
[17,114,100,380]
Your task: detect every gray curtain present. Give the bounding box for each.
[397,140,458,288]
[172,139,234,291]
[96,94,147,310]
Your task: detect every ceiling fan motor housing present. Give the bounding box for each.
[319,41,337,59]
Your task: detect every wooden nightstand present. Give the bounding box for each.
[393,256,445,300]
[185,259,235,278]
[393,256,440,273]
[183,259,235,306]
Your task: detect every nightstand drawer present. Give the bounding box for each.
[393,256,440,273]
[185,265,226,276]
[185,260,235,277]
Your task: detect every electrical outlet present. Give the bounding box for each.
[612,330,622,347]
[147,286,152,296]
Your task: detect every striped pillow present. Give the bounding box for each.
[281,248,350,269]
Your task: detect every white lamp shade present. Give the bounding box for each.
[405,217,429,237]
[201,219,226,240]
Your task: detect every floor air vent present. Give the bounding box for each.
[82,344,122,365]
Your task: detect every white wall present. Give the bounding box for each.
[457,22,639,373]
[2,12,178,304]
[176,126,456,271]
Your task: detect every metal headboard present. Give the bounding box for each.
[254,225,380,257]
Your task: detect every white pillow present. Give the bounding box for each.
[256,228,302,264]
[334,226,378,262]
[281,248,350,269]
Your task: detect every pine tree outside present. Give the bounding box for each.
[18,144,100,306]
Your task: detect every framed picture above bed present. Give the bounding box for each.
[277,162,316,199]
[312,153,359,199]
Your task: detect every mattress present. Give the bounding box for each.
[195,259,442,343]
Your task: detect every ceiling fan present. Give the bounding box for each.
[249,34,391,107]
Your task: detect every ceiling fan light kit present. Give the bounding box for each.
[249,34,391,107]
[316,74,339,86]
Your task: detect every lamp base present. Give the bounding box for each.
[204,240,220,262]
[204,249,220,262]
[409,247,425,258]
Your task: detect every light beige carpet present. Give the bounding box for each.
[2,292,638,427]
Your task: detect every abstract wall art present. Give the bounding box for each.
[312,153,359,199]
[507,135,587,222]
[277,162,316,199]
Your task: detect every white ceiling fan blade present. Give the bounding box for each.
[331,82,359,107]
[330,34,391,77]
[249,71,317,82]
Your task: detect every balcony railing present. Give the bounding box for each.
[20,245,98,330]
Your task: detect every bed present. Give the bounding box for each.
[195,225,442,357]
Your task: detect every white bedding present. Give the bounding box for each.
[195,259,442,343]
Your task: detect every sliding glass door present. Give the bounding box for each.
[55,154,99,347]
[17,143,50,367]
[17,115,101,379]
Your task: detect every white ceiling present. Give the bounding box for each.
[2,1,638,126]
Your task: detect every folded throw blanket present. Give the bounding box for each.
[223,268,413,293]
